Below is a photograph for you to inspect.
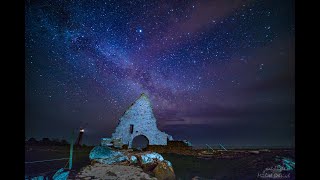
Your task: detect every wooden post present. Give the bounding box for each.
[69,130,74,170]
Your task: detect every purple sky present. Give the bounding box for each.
[25,0,294,147]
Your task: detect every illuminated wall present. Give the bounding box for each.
[112,93,173,148]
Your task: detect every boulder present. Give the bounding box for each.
[89,146,128,165]
[275,156,295,171]
[183,140,192,147]
[138,152,165,171]
[130,155,138,164]
[112,138,123,148]
[101,138,113,147]
[94,155,128,165]
[282,158,295,171]
[153,160,175,180]
[164,160,172,167]
[141,161,158,172]
[89,146,113,160]
[140,152,164,164]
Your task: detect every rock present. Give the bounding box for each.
[138,152,165,172]
[183,140,192,147]
[275,156,295,171]
[249,150,260,154]
[164,160,172,167]
[112,138,123,148]
[89,146,128,165]
[94,154,128,165]
[78,175,85,178]
[130,155,138,164]
[89,146,113,160]
[282,158,295,171]
[52,168,69,180]
[140,152,164,164]
[101,138,113,147]
[153,160,175,180]
[142,161,159,172]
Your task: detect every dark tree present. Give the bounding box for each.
[41,138,51,145]
[27,137,38,145]
[60,139,69,146]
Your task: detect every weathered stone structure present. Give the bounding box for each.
[111,93,173,148]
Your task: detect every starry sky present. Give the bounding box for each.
[25,0,295,147]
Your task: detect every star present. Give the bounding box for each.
[25,0,295,147]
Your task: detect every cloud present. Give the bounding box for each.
[157,102,294,126]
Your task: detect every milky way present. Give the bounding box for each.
[25,0,295,147]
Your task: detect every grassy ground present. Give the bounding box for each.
[25,145,93,178]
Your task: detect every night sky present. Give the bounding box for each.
[25,0,295,147]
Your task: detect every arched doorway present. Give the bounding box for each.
[132,135,149,150]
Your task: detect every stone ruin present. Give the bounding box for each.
[102,93,173,149]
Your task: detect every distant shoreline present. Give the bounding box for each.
[25,144,294,151]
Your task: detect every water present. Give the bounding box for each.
[162,151,295,180]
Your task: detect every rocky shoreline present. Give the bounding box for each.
[25,145,295,180]
[72,146,175,180]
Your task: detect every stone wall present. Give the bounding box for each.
[111,94,172,148]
